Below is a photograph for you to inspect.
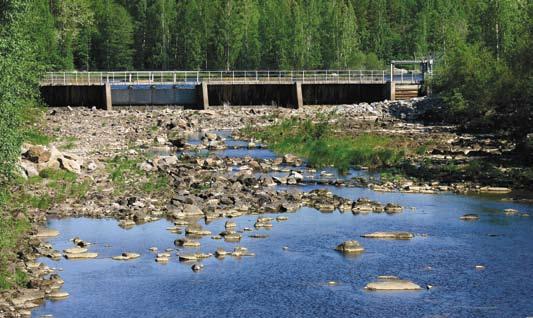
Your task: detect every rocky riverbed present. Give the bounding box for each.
[2,101,532,317]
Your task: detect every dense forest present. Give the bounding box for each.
[0,0,532,187]
[22,0,529,72]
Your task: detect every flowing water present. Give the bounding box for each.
[32,134,533,318]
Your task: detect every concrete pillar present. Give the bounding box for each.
[294,81,303,109]
[104,83,112,110]
[389,81,396,101]
[201,82,209,109]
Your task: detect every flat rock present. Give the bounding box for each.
[64,252,98,259]
[35,229,60,238]
[361,231,414,240]
[504,208,519,216]
[112,252,140,261]
[118,219,135,228]
[479,186,512,193]
[63,247,87,254]
[460,214,480,221]
[155,256,169,263]
[178,254,198,261]
[174,238,201,248]
[47,291,69,300]
[365,277,422,291]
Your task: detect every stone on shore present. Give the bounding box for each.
[182,204,204,217]
[479,186,512,193]
[47,291,69,300]
[35,229,60,238]
[118,219,135,228]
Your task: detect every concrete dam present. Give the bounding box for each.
[40,68,428,110]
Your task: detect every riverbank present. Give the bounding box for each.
[1,101,532,317]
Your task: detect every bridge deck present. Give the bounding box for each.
[41,70,423,86]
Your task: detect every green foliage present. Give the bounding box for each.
[0,0,43,185]
[0,215,30,290]
[432,1,532,153]
[243,118,408,172]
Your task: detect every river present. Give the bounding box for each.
[32,132,533,318]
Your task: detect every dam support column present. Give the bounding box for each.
[294,81,303,109]
[200,82,209,109]
[104,83,112,110]
[388,81,396,101]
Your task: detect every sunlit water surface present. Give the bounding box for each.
[32,134,533,318]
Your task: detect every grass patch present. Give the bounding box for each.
[58,136,78,150]
[243,118,408,172]
[107,155,171,196]
[0,206,31,290]
[19,169,90,210]
[0,167,93,290]
[23,131,53,145]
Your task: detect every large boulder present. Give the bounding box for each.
[335,240,365,254]
[25,145,51,163]
[59,153,83,174]
[182,204,204,217]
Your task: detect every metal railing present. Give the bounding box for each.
[41,70,423,86]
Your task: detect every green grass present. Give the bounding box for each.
[18,169,91,210]
[58,136,78,150]
[0,211,30,290]
[0,167,93,290]
[107,155,171,196]
[243,118,408,172]
[23,131,53,145]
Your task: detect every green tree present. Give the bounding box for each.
[176,0,204,69]
[50,0,94,70]
[122,0,148,69]
[236,0,261,69]
[145,0,176,70]
[259,0,291,69]
[92,0,134,70]
[212,0,246,70]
